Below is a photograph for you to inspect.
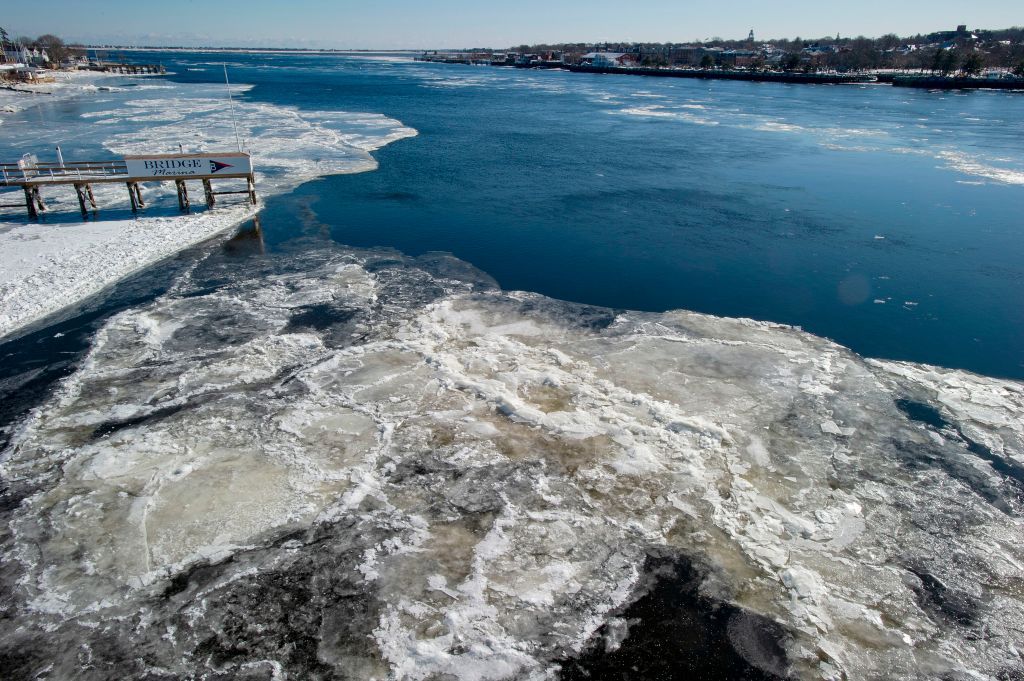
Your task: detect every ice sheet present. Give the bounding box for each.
[2,249,1022,680]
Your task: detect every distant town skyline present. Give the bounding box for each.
[1,0,1020,49]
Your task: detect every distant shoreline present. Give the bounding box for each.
[91,47,1024,91]
[87,46,420,55]
[561,64,1024,90]
[411,58,1024,90]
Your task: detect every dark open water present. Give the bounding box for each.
[180,50,1024,379]
[4,50,1024,379]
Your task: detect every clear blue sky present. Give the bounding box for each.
[1,0,1020,49]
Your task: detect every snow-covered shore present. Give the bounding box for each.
[0,206,258,335]
[0,69,126,117]
[0,70,416,340]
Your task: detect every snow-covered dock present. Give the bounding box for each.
[0,152,257,219]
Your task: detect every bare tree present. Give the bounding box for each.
[36,34,70,65]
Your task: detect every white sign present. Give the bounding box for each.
[124,153,252,179]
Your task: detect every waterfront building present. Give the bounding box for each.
[580,52,638,67]
[2,46,49,66]
[720,49,757,67]
[669,45,707,65]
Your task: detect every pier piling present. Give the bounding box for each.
[22,186,47,220]
[75,183,88,217]
[203,179,216,207]
[24,186,37,220]
[175,180,190,212]
[127,182,145,212]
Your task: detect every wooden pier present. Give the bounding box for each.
[86,62,166,75]
[0,152,257,220]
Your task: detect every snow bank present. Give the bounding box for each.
[0,72,416,340]
[0,70,125,116]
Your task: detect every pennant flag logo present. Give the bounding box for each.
[210,160,235,173]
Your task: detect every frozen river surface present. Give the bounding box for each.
[0,52,1023,680]
[2,244,1023,680]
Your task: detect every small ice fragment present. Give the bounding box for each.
[603,618,630,653]
[781,567,822,601]
[820,420,856,437]
[873,299,886,304]
[464,420,500,438]
[427,574,459,599]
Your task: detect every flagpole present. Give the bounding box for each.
[224,64,242,153]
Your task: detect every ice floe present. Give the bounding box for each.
[1,248,1022,679]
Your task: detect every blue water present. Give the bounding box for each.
[15,52,1024,377]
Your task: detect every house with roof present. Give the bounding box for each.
[2,46,49,66]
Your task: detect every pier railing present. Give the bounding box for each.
[0,160,128,184]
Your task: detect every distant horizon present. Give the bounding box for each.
[0,0,1020,51]
[75,25,1024,53]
